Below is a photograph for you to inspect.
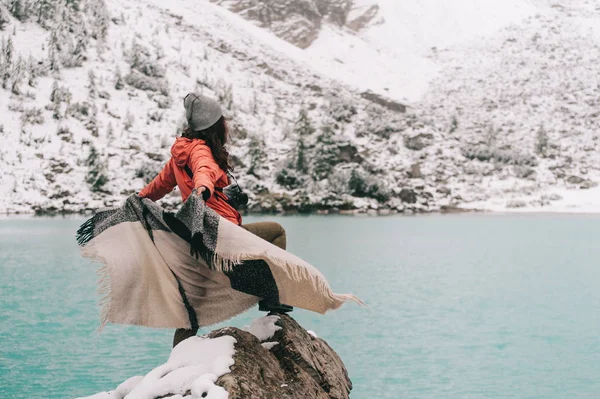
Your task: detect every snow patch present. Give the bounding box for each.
[261,341,279,350]
[77,335,235,399]
[244,315,281,341]
[305,25,437,103]
[304,0,537,102]
[307,330,318,339]
[354,0,535,51]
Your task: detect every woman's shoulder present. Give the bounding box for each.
[189,139,216,161]
[190,139,211,152]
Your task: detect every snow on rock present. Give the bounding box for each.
[77,314,352,399]
[243,315,281,341]
[190,374,229,399]
[77,335,236,399]
[307,330,318,339]
[261,341,279,350]
[115,376,145,398]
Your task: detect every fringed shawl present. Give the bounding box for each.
[76,194,362,329]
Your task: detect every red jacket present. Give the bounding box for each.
[139,137,242,225]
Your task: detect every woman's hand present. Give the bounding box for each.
[195,186,208,200]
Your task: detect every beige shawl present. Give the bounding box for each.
[76,194,362,329]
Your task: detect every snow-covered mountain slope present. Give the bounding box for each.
[335,0,536,101]
[1,0,600,214]
[215,0,536,102]
[0,0,414,214]
[417,0,600,212]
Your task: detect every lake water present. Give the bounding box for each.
[1,214,600,399]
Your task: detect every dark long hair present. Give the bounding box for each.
[182,116,232,172]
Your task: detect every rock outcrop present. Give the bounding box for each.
[79,314,351,399]
[209,0,354,48]
[212,314,351,399]
[346,4,381,32]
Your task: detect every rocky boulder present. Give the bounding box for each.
[79,314,351,399]
[212,315,351,398]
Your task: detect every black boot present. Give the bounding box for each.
[259,299,293,313]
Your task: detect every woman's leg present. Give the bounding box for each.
[173,223,288,346]
[241,222,287,250]
[173,327,198,348]
[240,221,292,313]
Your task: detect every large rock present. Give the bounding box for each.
[79,315,351,399]
[211,314,351,399]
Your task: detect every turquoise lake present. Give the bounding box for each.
[1,214,600,399]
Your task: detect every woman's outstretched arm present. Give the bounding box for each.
[189,144,221,199]
[138,158,177,201]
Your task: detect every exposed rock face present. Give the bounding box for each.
[79,315,351,399]
[347,4,381,31]
[360,91,407,113]
[315,0,353,26]
[210,0,353,48]
[404,133,433,151]
[211,314,352,399]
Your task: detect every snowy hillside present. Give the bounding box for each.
[0,0,413,214]
[1,0,600,214]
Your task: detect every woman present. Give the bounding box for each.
[139,93,290,347]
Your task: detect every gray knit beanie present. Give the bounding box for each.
[183,93,223,131]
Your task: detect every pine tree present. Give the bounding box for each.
[247,135,266,177]
[50,79,67,120]
[124,110,134,131]
[88,69,97,99]
[106,122,113,144]
[58,3,87,68]
[85,103,99,137]
[47,26,60,73]
[275,167,303,190]
[312,123,339,181]
[2,37,14,89]
[535,125,549,157]
[294,138,308,174]
[294,109,315,137]
[348,169,367,197]
[66,0,81,12]
[27,56,37,87]
[10,0,27,22]
[86,145,108,192]
[114,69,124,90]
[69,30,87,67]
[0,39,6,89]
[5,36,12,65]
[50,79,58,102]
[84,0,109,41]
[250,90,258,115]
[11,55,23,94]
[449,115,459,133]
[35,0,55,28]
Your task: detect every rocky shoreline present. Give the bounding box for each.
[2,203,479,217]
